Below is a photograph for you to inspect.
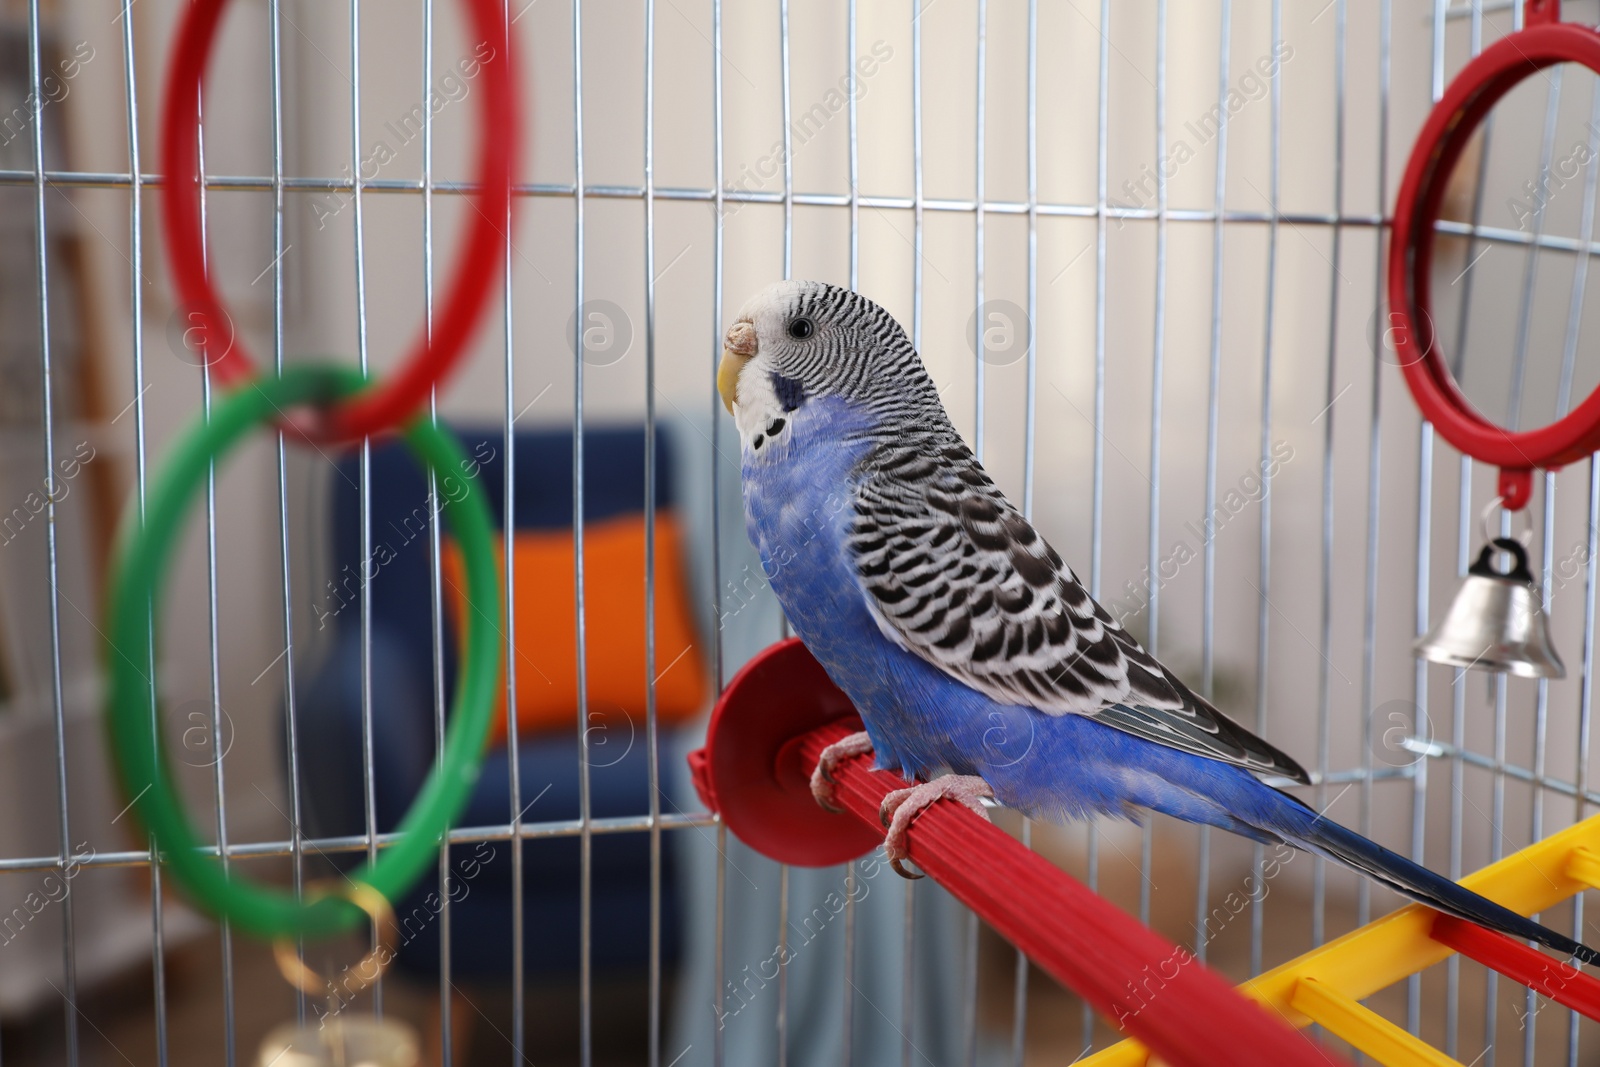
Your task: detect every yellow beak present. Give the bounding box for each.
[719,319,758,415]
[717,348,748,415]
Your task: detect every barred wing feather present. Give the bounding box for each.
[847,441,1309,785]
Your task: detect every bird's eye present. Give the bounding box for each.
[787,318,815,340]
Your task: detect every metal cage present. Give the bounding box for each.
[3,0,1600,1064]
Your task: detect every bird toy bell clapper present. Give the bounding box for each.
[1388,0,1600,678]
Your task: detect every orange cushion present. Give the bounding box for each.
[440,512,709,747]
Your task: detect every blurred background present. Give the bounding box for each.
[4,0,1600,1063]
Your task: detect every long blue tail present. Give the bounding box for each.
[1277,793,1599,966]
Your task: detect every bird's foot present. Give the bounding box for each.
[879,775,994,879]
[809,731,875,814]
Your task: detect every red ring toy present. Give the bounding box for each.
[1389,0,1597,511]
[160,0,518,444]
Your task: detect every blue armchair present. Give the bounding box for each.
[293,425,683,980]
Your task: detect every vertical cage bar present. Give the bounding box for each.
[1414,0,1440,1043]
[1089,0,1107,602]
[1008,1,1039,1061]
[1527,474,1555,1066]
[961,908,979,1067]
[194,52,239,1067]
[1409,379,1432,1037]
[1143,0,1170,776]
[1485,24,1515,1029]
[1557,86,1600,419]
[1449,8,1493,385]
[1447,5,1487,1055]
[774,0,795,1047]
[1447,587,1467,1056]
[847,0,859,291]
[1200,0,1231,705]
[776,0,793,651]
[1250,0,1283,982]
[1420,16,1459,1043]
[1357,0,1394,936]
[963,7,990,1065]
[1020,0,1038,523]
[1083,0,1114,1046]
[964,6,990,1065]
[973,0,986,464]
[1195,0,1232,963]
[714,822,727,1067]
[708,0,725,806]
[1485,18,1525,1053]
[1521,64,1570,1044]
[1313,0,1347,959]
[910,5,924,348]
[1430,0,1446,102]
[709,1,728,1062]
[1572,457,1599,1067]
[118,2,170,1060]
[1513,67,1568,1067]
[842,863,857,1067]
[267,0,307,1032]
[899,867,914,1067]
[349,0,382,1028]
[903,6,925,1062]
[572,0,595,1060]
[1410,0,1451,1035]
[642,2,663,1064]
[1556,84,1600,1067]
[841,3,860,1063]
[501,0,528,1057]
[1147,6,1168,677]
[420,0,457,1060]
[1082,840,1097,1052]
[1508,73,1564,433]
[780,0,793,281]
[775,864,789,1067]
[202,244,239,1064]
[1486,669,1507,1064]
[26,0,77,1060]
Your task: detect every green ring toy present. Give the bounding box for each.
[105,364,501,939]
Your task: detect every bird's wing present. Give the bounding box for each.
[847,441,1309,784]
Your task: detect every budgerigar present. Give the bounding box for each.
[718,278,1598,965]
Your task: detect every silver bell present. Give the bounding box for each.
[1414,537,1564,679]
[256,1016,419,1067]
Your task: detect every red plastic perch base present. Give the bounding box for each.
[688,639,1349,1067]
[688,637,882,867]
[1431,914,1600,1022]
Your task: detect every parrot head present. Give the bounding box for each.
[718,280,938,425]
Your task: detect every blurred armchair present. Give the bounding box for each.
[294,425,703,981]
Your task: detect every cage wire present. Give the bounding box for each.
[3,0,1600,1064]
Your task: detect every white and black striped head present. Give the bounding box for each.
[719,280,943,444]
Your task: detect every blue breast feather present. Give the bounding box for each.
[739,397,1291,838]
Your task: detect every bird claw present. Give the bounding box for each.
[809,731,875,813]
[889,857,924,880]
[815,792,845,816]
[880,774,995,879]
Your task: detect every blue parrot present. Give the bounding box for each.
[718,278,1597,966]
